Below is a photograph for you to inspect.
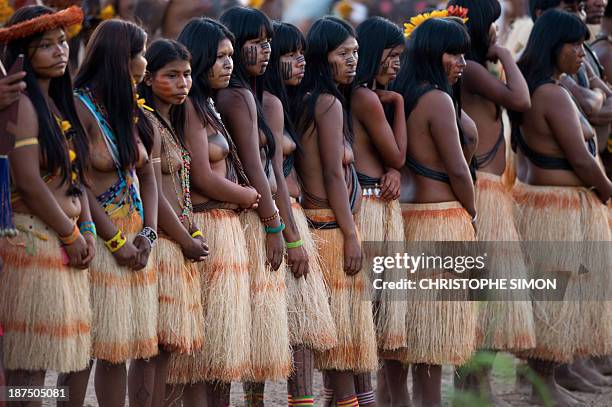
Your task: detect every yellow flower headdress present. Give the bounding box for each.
[404,6,469,38]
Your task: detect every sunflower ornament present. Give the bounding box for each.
[404,6,469,38]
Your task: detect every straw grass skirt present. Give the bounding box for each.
[474,172,536,351]
[356,196,407,351]
[240,209,291,381]
[287,201,337,350]
[386,202,477,366]
[155,236,204,354]
[513,182,611,362]
[304,208,378,373]
[89,211,158,363]
[167,209,251,383]
[0,213,91,373]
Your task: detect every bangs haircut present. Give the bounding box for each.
[220,6,276,160]
[296,16,357,143]
[355,16,404,88]
[518,9,587,93]
[263,21,305,149]
[138,39,190,147]
[5,5,89,193]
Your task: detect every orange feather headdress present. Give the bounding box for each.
[0,5,83,44]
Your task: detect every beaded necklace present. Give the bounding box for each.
[53,114,81,196]
[151,110,193,226]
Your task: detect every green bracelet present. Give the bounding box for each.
[79,221,97,238]
[286,239,304,249]
[265,222,286,234]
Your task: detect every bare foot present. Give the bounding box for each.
[593,356,612,375]
[572,359,612,387]
[557,385,586,404]
[555,364,602,393]
[530,381,580,407]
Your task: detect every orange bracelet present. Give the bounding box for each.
[59,224,80,246]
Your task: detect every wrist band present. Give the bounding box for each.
[191,230,203,239]
[265,222,285,234]
[59,224,80,246]
[260,210,279,223]
[138,226,158,248]
[105,229,127,253]
[286,239,303,249]
[471,214,478,224]
[79,221,97,238]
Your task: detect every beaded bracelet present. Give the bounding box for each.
[79,221,97,238]
[260,210,279,223]
[59,224,80,246]
[137,226,158,248]
[286,239,304,249]
[191,230,203,239]
[105,229,127,253]
[265,222,285,234]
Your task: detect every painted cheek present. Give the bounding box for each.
[154,79,176,99]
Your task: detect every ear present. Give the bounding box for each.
[144,70,153,86]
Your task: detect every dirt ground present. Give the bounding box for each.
[41,356,612,406]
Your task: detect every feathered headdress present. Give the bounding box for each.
[404,6,469,38]
[0,5,83,43]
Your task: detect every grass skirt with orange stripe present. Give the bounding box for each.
[304,208,378,373]
[385,202,477,366]
[512,182,611,362]
[89,211,158,363]
[0,213,91,372]
[154,236,204,354]
[167,209,251,383]
[474,172,536,352]
[240,209,291,381]
[287,202,337,350]
[356,197,407,351]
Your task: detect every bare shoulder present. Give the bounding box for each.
[217,87,255,111]
[352,86,380,111]
[420,88,454,112]
[314,93,342,119]
[533,82,572,106]
[262,91,283,114]
[14,93,38,139]
[463,60,488,77]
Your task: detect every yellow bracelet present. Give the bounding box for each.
[105,229,127,253]
[191,230,203,239]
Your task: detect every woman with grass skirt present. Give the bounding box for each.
[218,7,292,406]
[510,9,612,407]
[74,18,160,407]
[263,20,338,407]
[0,6,92,407]
[294,16,378,407]
[166,17,261,407]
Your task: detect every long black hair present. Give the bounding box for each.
[296,16,357,143]
[4,5,89,194]
[177,17,249,185]
[176,17,234,144]
[518,9,587,93]
[75,19,152,169]
[263,21,305,147]
[391,17,470,118]
[355,16,404,88]
[138,38,190,147]
[510,9,587,140]
[219,6,276,159]
[448,0,501,65]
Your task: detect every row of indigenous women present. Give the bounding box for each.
[0,0,610,406]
